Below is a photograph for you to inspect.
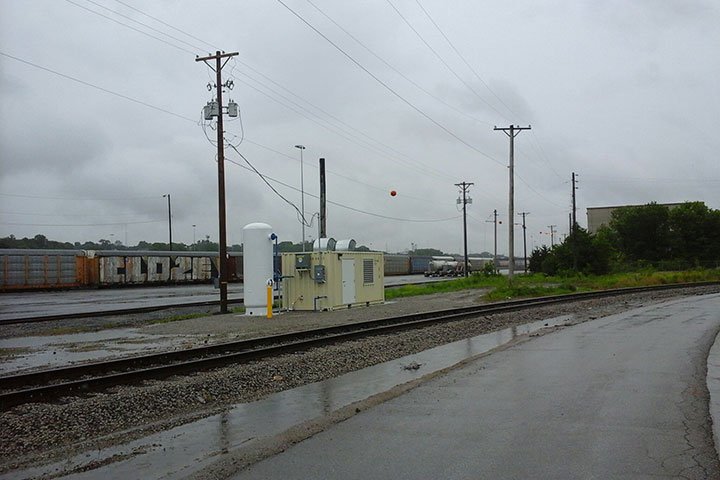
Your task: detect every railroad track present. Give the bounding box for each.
[1,281,718,411]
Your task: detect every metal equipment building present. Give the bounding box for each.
[281,251,384,311]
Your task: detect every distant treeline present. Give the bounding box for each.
[530,201,720,275]
[0,235,497,257]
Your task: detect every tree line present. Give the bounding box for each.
[529,201,720,275]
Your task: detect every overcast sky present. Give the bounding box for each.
[1,0,718,255]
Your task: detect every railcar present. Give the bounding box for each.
[0,249,88,290]
[0,250,431,291]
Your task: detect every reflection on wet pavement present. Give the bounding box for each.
[3,314,573,480]
[0,329,208,375]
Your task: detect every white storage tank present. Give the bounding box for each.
[242,223,274,316]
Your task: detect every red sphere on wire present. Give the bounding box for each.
[390,190,397,197]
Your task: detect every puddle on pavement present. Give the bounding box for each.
[0,329,208,376]
[4,314,574,480]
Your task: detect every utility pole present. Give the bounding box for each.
[494,125,531,282]
[548,225,557,247]
[518,212,529,273]
[485,209,498,266]
[163,194,172,251]
[196,50,238,314]
[571,172,578,270]
[455,182,473,277]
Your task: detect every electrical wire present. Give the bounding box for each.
[0,192,161,201]
[1,50,459,208]
[63,0,197,56]
[0,211,157,218]
[304,0,495,128]
[0,51,196,123]
[232,73,456,180]
[413,0,517,122]
[81,0,204,53]
[385,0,510,123]
[225,145,460,223]
[3,220,164,227]
[112,0,218,51]
[275,0,505,168]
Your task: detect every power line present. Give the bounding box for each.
[1,50,460,206]
[304,0,495,128]
[4,220,163,227]
[81,0,204,53]
[64,0,465,183]
[63,0,197,56]
[386,0,510,123]
[112,0,217,51]
[0,211,157,218]
[234,74,455,181]
[413,0,517,122]
[276,0,505,168]
[0,51,196,123]
[225,146,459,223]
[0,191,161,201]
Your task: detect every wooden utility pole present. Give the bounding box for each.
[455,182,474,277]
[196,50,238,314]
[518,212,530,273]
[494,125,531,282]
[572,172,578,270]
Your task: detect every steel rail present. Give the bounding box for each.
[1,281,718,411]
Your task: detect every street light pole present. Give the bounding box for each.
[163,194,172,251]
[192,224,196,248]
[294,144,306,251]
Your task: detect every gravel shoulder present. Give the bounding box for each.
[1,285,718,474]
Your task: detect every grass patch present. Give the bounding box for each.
[385,275,505,300]
[385,268,720,302]
[147,312,208,325]
[44,325,115,336]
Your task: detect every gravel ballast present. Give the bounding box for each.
[1,285,719,474]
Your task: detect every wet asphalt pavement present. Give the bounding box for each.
[231,294,720,479]
[0,275,443,321]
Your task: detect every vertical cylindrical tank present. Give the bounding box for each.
[242,223,274,316]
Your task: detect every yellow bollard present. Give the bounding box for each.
[266,284,273,319]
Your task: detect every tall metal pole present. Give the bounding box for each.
[319,157,327,238]
[196,50,238,314]
[572,172,578,271]
[295,145,306,251]
[494,125,531,282]
[455,182,473,277]
[163,194,172,251]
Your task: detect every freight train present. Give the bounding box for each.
[0,249,439,291]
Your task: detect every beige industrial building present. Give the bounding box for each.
[281,251,384,311]
[586,202,685,233]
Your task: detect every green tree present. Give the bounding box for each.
[668,202,720,265]
[609,203,670,262]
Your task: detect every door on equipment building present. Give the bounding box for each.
[341,258,356,304]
